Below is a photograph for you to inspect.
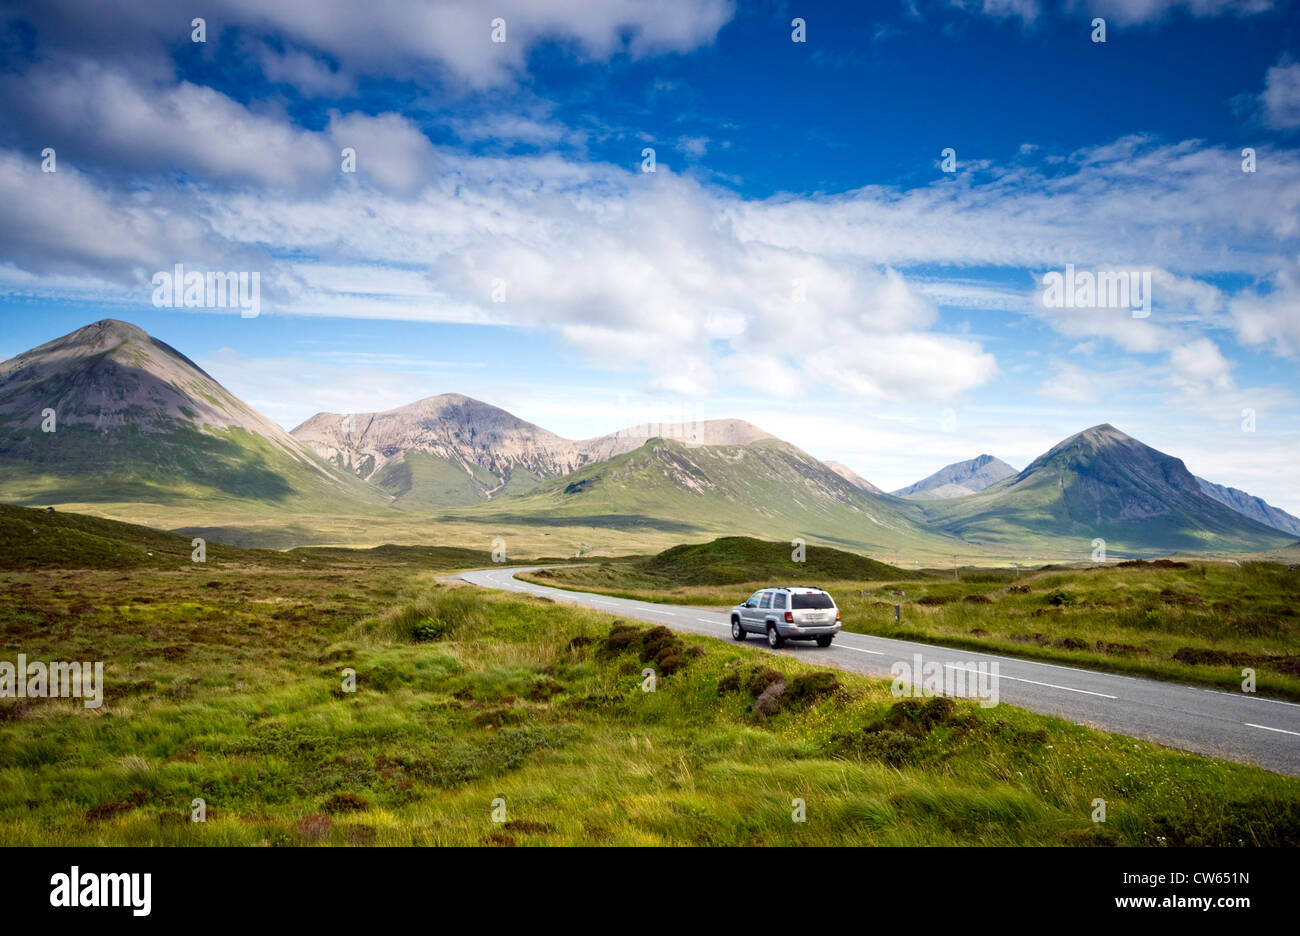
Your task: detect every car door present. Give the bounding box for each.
[757,589,774,630]
[772,590,788,626]
[742,590,765,631]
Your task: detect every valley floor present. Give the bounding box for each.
[2,553,1298,846]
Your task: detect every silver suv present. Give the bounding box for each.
[730,587,841,648]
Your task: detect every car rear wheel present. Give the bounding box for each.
[816,635,833,648]
[731,617,746,641]
[767,624,784,649]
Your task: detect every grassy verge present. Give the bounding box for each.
[2,556,1297,845]
[519,551,1300,700]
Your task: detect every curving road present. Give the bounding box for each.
[461,565,1300,777]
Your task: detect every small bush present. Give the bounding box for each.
[1172,647,1239,666]
[785,671,840,704]
[848,728,923,766]
[1046,591,1077,606]
[412,618,449,642]
[599,622,694,677]
[1062,826,1119,847]
[322,792,369,814]
[744,666,785,697]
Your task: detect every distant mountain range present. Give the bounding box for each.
[1195,476,1300,538]
[891,454,1018,499]
[290,395,776,508]
[1,320,1296,558]
[909,424,1295,555]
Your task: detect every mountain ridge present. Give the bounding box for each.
[913,424,1292,556]
[290,394,778,508]
[0,321,1294,559]
[892,453,1017,499]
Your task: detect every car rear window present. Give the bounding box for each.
[773,592,787,610]
[792,593,834,610]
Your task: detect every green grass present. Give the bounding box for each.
[1,524,1298,845]
[0,503,490,572]
[520,540,1300,699]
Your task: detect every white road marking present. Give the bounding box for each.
[838,644,885,655]
[698,618,718,624]
[1246,722,1300,737]
[944,664,1118,699]
[1203,689,1300,709]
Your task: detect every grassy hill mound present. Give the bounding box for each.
[0,504,490,571]
[641,536,903,585]
[0,503,236,568]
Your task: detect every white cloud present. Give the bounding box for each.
[13,0,736,91]
[1169,337,1236,392]
[6,61,336,188]
[1038,361,1104,402]
[1260,59,1300,131]
[445,114,577,147]
[676,136,710,157]
[1230,261,1300,356]
[951,0,1277,25]
[1084,0,1275,26]
[252,43,353,97]
[326,111,439,196]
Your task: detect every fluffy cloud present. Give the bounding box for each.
[1230,261,1300,356]
[1260,60,1300,131]
[7,0,736,90]
[5,125,1299,404]
[1169,337,1236,392]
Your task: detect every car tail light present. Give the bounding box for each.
[784,611,794,623]
[835,610,841,622]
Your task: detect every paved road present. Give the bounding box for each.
[461,566,1300,777]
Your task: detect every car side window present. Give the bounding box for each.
[746,591,763,607]
[759,591,772,609]
[773,592,787,610]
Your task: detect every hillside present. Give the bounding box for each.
[640,536,904,584]
[0,320,384,513]
[466,435,959,557]
[291,395,778,510]
[1196,476,1300,537]
[914,424,1294,557]
[824,460,884,493]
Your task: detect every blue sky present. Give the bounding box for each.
[2,0,1299,511]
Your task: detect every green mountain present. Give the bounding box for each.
[462,435,962,557]
[290,393,781,511]
[913,424,1294,558]
[0,319,385,512]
